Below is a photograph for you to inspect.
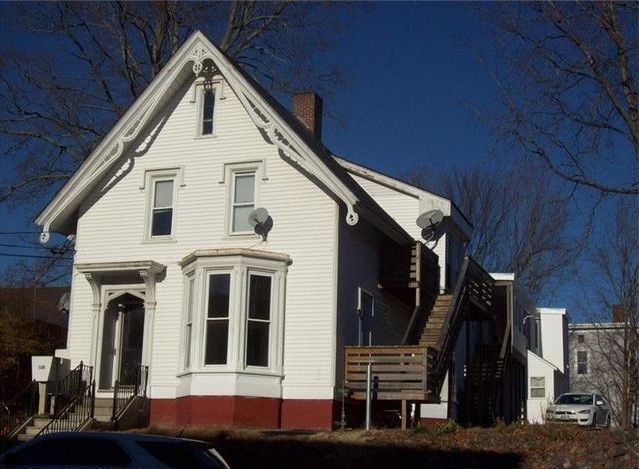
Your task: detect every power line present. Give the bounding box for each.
[0,231,43,235]
[0,243,52,250]
[0,253,72,260]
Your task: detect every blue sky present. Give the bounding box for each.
[0,3,624,321]
[309,3,495,174]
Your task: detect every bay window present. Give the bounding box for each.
[179,249,289,379]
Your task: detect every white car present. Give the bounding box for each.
[546,392,611,427]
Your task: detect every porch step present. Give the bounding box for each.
[93,398,114,422]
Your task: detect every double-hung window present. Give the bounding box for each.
[143,168,182,241]
[246,273,272,367]
[530,376,545,398]
[230,172,256,233]
[577,351,588,374]
[151,179,174,237]
[204,273,231,365]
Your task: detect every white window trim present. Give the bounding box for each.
[244,270,275,369]
[530,376,545,399]
[202,268,235,368]
[223,162,263,237]
[182,275,196,371]
[142,168,183,242]
[179,251,288,378]
[192,78,224,139]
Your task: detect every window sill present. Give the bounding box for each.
[194,133,217,140]
[142,237,178,244]
[224,232,259,240]
[177,368,283,379]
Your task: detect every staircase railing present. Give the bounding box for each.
[38,362,94,436]
[402,241,440,345]
[431,257,494,393]
[112,364,148,423]
[0,380,38,448]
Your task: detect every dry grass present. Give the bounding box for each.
[135,422,639,468]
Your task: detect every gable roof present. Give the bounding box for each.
[36,31,412,246]
[334,155,473,238]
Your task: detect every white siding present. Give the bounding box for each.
[526,350,559,424]
[334,218,412,392]
[349,173,449,290]
[69,75,338,400]
[538,308,568,375]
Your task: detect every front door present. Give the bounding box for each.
[118,305,144,386]
[98,293,145,390]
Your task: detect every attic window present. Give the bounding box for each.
[201,87,215,135]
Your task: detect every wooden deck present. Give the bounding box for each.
[344,345,439,402]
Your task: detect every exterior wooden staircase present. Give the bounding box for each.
[345,255,495,425]
[419,294,453,349]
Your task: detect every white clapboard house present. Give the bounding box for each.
[19,31,518,435]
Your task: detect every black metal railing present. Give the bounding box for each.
[0,380,39,449]
[38,362,94,436]
[112,364,148,422]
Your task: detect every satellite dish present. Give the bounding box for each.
[416,209,445,246]
[248,207,269,227]
[416,209,444,229]
[58,292,70,315]
[248,207,273,241]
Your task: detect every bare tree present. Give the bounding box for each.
[484,1,638,195]
[573,197,639,429]
[402,159,577,300]
[0,1,350,207]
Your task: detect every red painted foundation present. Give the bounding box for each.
[150,396,335,430]
[419,417,447,426]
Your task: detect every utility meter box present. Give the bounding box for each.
[32,356,56,382]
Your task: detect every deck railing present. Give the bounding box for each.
[345,346,438,401]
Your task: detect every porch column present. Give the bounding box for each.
[139,269,160,372]
[84,272,102,368]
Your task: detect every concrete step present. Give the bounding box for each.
[94,398,114,409]
[30,417,53,429]
[24,424,49,436]
[16,433,33,442]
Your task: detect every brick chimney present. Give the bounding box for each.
[293,92,323,141]
[612,304,626,323]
